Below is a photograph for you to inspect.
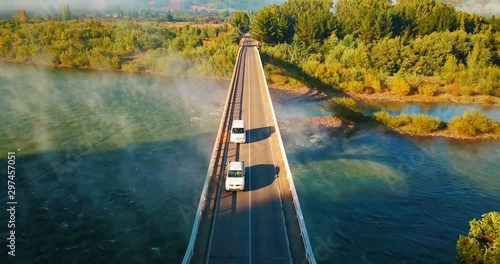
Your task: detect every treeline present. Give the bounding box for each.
[9,7,233,24]
[252,0,500,99]
[0,19,240,77]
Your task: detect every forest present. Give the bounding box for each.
[251,0,500,101]
[0,13,240,77]
[1,0,500,98]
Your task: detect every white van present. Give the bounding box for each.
[230,120,245,143]
[225,161,245,191]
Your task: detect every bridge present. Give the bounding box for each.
[183,35,316,264]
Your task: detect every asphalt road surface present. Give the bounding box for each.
[206,41,292,264]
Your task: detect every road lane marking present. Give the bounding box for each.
[247,46,253,264]
[253,47,293,263]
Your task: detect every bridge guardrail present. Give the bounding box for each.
[254,46,317,264]
[182,46,244,264]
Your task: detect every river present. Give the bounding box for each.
[0,63,226,263]
[1,63,499,263]
[274,92,500,263]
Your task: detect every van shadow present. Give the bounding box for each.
[246,164,279,191]
[247,126,275,143]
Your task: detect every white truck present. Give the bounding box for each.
[230,120,245,143]
[225,161,245,191]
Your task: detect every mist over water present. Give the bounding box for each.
[276,100,500,263]
[360,101,500,121]
[0,63,227,263]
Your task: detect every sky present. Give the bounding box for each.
[451,0,500,16]
[0,0,498,15]
[0,0,148,11]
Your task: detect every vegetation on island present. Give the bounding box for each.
[457,212,500,264]
[251,0,500,103]
[374,109,500,138]
[330,97,500,138]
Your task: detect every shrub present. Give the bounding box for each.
[364,73,382,93]
[405,115,441,134]
[330,97,366,121]
[460,85,474,96]
[390,77,411,95]
[418,84,438,96]
[448,110,500,136]
[475,78,496,95]
[374,110,391,124]
[345,81,364,93]
[374,111,411,128]
[457,212,500,264]
[496,87,500,97]
[481,97,494,105]
[405,75,424,93]
[447,83,462,96]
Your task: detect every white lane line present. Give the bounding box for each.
[247,47,253,264]
[253,46,293,263]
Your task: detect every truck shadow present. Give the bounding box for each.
[246,126,275,143]
[246,164,279,191]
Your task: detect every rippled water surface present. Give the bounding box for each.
[277,103,500,263]
[1,63,499,264]
[0,63,226,263]
[360,101,500,121]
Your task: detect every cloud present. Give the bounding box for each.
[455,1,500,16]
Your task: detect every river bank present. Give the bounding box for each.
[0,59,232,81]
[268,80,500,107]
[270,84,500,140]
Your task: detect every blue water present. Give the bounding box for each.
[271,95,500,121]
[0,63,226,263]
[1,62,499,263]
[277,104,500,263]
[360,101,500,121]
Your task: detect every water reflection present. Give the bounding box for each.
[270,90,500,121]
[360,101,500,121]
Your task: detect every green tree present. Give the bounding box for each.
[251,5,291,45]
[335,0,393,42]
[13,10,28,23]
[371,37,403,74]
[230,11,250,34]
[280,0,336,46]
[457,212,500,264]
[61,4,71,21]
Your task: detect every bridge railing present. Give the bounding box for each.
[182,46,244,264]
[254,46,317,264]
